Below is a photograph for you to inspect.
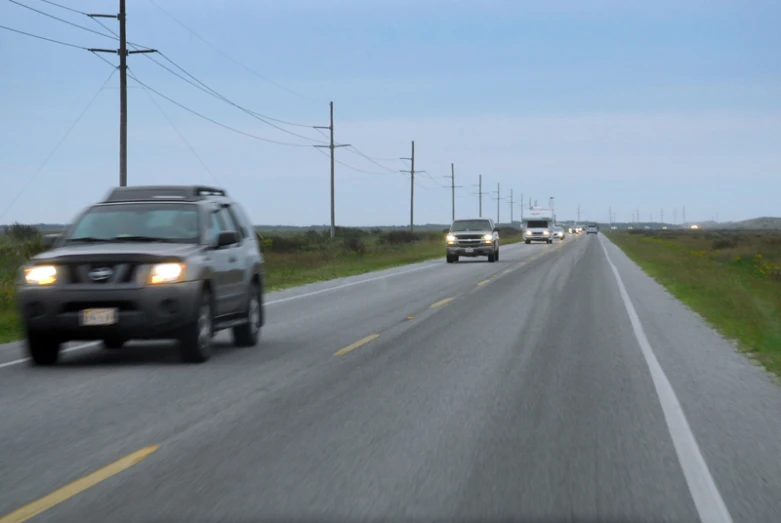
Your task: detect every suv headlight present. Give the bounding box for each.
[25,265,57,285]
[446,234,456,242]
[482,234,493,240]
[148,263,185,284]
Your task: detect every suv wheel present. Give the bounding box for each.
[179,289,213,363]
[488,250,496,263]
[27,331,61,366]
[233,283,262,347]
[495,248,500,261]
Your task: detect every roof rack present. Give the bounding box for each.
[103,185,228,203]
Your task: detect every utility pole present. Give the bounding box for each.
[443,163,462,223]
[508,189,514,223]
[400,141,423,233]
[520,192,524,222]
[314,102,350,239]
[609,206,613,226]
[661,209,664,224]
[89,0,157,187]
[683,206,686,225]
[473,175,484,217]
[491,183,501,223]
[577,204,581,223]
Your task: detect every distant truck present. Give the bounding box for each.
[523,208,555,244]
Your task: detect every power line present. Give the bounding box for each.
[127,71,317,148]
[37,0,85,15]
[134,75,221,186]
[0,68,116,222]
[8,0,120,41]
[148,52,325,142]
[147,0,323,104]
[0,23,90,49]
[346,146,400,174]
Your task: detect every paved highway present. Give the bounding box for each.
[2,234,781,522]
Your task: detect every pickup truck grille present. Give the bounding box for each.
[456,234,483,240]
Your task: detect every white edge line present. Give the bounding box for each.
[599,236,733,523]
[0,342,99,369]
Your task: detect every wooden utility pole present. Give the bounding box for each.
[400,141,417,233]
[473,175,484,217]
[509,189,514,223]
[314,102,349,239]
[443,163,462,223]
[492,183,501,223]
[89,0,157,187]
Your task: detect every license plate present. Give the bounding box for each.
[80,308,118,326]
[465,248,474,253]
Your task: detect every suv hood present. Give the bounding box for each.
[450,230,492,236]
[31,242,202,264]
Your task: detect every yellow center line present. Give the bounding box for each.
[429,297,454,309]
[334,334,380,356]
[477,279,491,286]
[0,445,159,523]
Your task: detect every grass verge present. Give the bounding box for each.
[607,230,781,376]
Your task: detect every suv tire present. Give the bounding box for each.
[488,250,496,263]
[233,283,262,347]
[179,289,213,363]
[495,248,500,261]
[27,331,61,366]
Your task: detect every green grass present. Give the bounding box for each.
[0,226,523,341]
[607,229,781,376]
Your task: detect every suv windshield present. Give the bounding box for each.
[451,220,492,232]
[527,220,550,228]
[65,203,201,244]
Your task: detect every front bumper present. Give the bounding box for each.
[446,244,494,256]
[16,280,202,341]
[524,235,552,242]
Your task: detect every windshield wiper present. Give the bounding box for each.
[65,237,111,243]
[111,235,178,243]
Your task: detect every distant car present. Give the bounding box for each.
[16,185,266,366]
[446,218,499,263]
[553,226,566,240]
[586,224,599,234]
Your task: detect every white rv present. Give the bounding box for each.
[524,208,555,244]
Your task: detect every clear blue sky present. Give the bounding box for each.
[1,0,779,225]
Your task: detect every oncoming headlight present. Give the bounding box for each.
[482,234,493,240]
[543,231,550,236]
[25,265,57,285]
[446,234,456,242]
[148,263,185,284]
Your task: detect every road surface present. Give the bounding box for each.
[2,234,781,522]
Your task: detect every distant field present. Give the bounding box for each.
[0,225,522,342]
[608,229,781,376]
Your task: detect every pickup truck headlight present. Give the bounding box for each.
[446,234,456,242]
[25,265,57,285]
[482,234,493,240]
[543,231,550,236]
[148,263,185,284]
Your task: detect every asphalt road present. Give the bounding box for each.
[2,234,781,522]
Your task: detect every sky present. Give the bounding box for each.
[1,0,780,226]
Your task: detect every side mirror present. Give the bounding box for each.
[43,233,61,249]
[217,230,239,248]
[493,227,500,232]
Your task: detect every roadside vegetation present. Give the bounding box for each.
[607,229,781,376]
[0,223,523,342]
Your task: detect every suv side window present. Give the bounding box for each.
[223,205,247,239]
[218,207,240,237]
[208,210,228,245]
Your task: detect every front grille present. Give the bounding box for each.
[457,234,483,240]
[66,263,137,284]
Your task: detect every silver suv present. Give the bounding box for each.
[16,185,265,365]
[446,218,500,263]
